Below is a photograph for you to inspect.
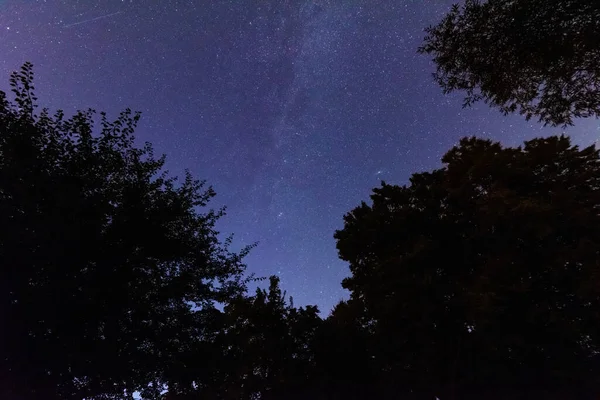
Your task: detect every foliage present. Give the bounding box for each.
[419,0,600,126]
[310,299,380,400]
[335,135,600,398]
[162,276,323,400]
[0,62,252,400]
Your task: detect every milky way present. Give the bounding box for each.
[1,0,598,314]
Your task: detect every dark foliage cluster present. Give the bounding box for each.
[0,63,251,400]
[3,4,600,395]
[419,0,600,126]
[334,135,600,399]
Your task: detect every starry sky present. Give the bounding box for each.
[1,0,598,315]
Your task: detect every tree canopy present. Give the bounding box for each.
[419,0,600,126]
[5,56,600,400]
[0,62,252,400]
[212,276,322,400]
[159,276,322,400]
[334,135,600,399]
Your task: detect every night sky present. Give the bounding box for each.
[1,0,598,315]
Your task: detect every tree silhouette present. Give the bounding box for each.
[0,62,252,400]
[216,276,322,400]
[310,299,380,400]
[419,0,600,126]
[161,276,322,400]
[335,135,600,399]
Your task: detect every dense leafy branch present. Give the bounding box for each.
[335,135,600,398]
[0,62,253,400]
[419,0,600,126]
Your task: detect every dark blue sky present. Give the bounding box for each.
[1,0,598,314]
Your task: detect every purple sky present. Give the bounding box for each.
[1,0,598,315]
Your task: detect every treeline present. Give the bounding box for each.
[2,1,600,399]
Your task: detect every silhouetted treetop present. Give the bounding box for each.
[160,276,322,400]
[335,134,600,399]
[0,62,252,400]
[419,0,600,126]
